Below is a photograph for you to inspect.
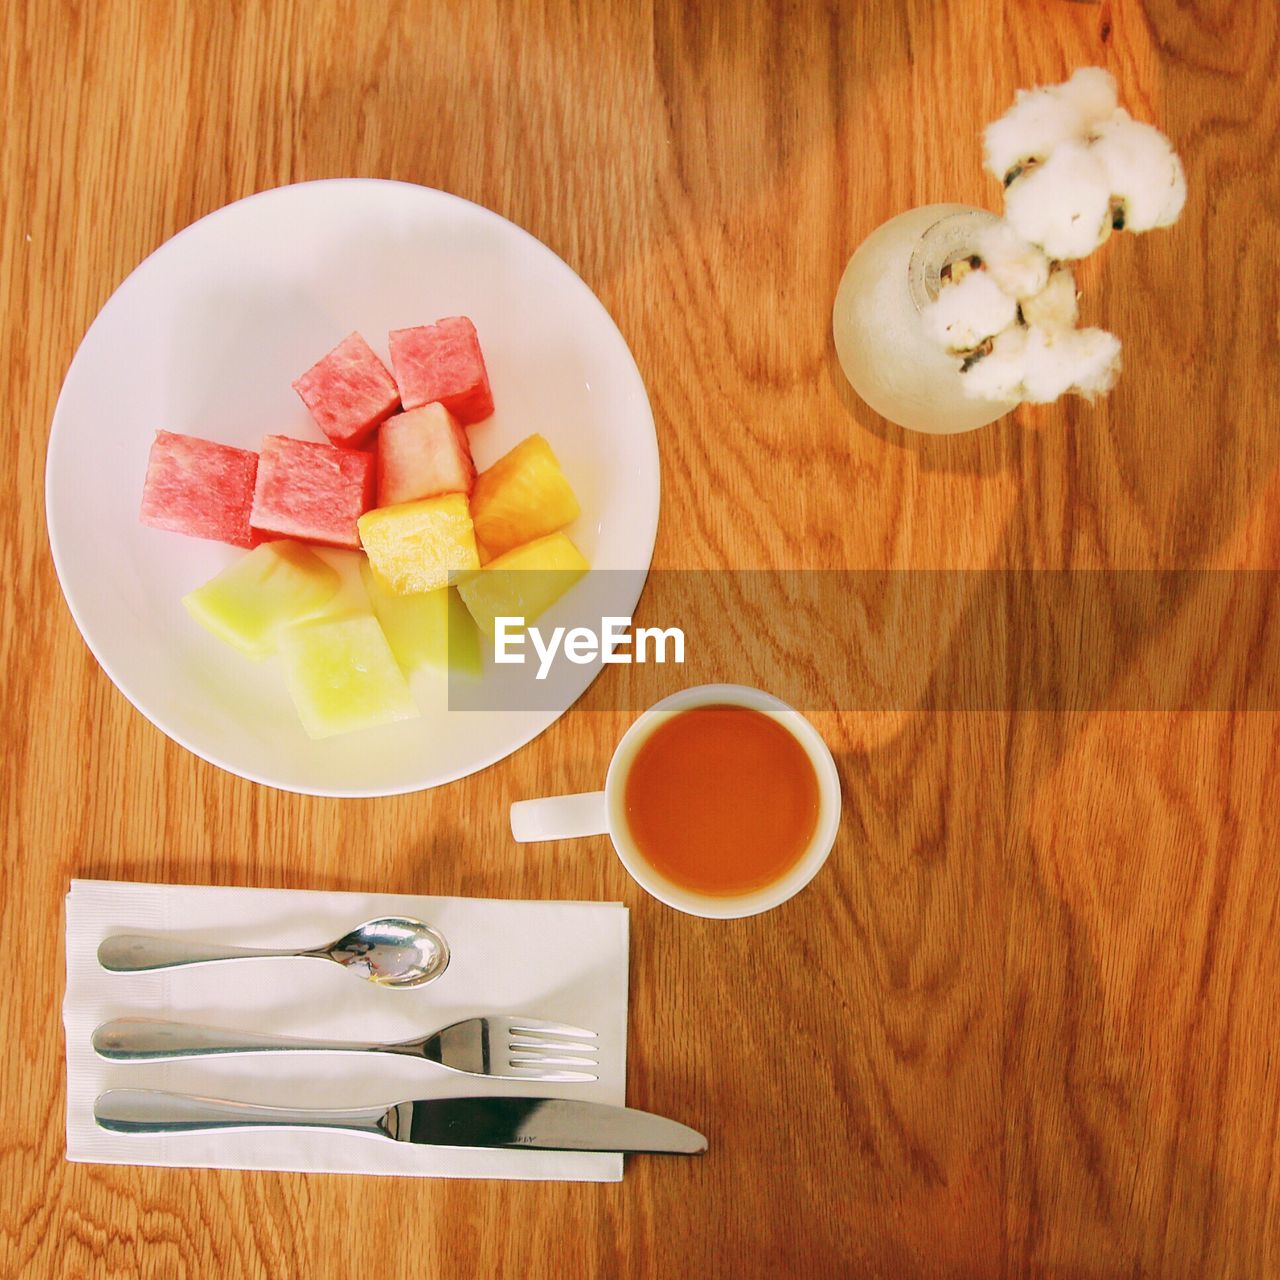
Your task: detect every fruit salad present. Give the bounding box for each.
[139,319,588,739]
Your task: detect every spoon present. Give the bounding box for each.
[96,917,451,989]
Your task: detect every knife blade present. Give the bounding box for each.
[94,1090,708,1155]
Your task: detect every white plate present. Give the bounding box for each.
[46,180,659,796]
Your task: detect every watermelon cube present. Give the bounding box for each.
[388,317,495,424]
[139,430,259,548]
[377,404,476,507]
[279,613,419,739]
[291,332,400,448]
[250,435,375,550]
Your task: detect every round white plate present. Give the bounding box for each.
[47,180,659,796]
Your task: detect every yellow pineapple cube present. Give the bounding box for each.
[469,434,581,559]
[457,532,589,635]
[357,493,480,594]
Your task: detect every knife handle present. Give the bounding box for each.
[92,1018,390,1061]
[94,1089,402,1138]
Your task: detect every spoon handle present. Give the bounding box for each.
[97,934,304,972]
[93,1018,399,1061]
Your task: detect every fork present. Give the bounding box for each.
[92,1015,600,1083]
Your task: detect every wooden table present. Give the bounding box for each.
[4,1,1278,1276]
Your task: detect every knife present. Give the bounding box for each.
[94,1090,707,1155]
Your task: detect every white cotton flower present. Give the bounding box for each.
[1090,110,1187,231]
[1065,328,1123,399]
[1020,267,1079,331]
[984,90,1084,183]
[921,270,1019,353]
[1004,140,1113,260]
[982,67,1117,182]
[963,320,1122,405]
[974,220,1051,299]
[1020,325,1122,403]
[1055,67,1118,128]
[962,326,1029,402]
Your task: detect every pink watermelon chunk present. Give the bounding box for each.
[250,435,375,550]
[139,430,259,548]
[291,332,400,448]
[377,404,476,506]
[388,317,495,424]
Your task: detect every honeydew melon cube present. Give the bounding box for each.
[182,540,342,658]
[357,493,480,594]
[279,613,419,739]
[456,532,589,636]
[358,560,482,679]
[445,589,483,679]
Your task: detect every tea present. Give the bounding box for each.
[621,704,821,897]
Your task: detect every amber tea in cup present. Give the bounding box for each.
[510,684,842,919]
[621,704,821,897]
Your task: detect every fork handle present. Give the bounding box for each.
[95,1089,397,1137]
[92,1018,408,1061]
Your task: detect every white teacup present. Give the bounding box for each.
[510,684,842,918]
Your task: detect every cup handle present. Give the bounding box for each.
[510,792,609,842]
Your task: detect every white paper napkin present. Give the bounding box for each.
[64,879,629,1182]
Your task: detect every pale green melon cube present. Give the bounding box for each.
[183,540,341,658]
[445,588,483,681]
[359,560,482,679]
[279,613,419,739]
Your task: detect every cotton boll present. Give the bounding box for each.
[1020,325,1122,403]
[982,68,1116,182]
[962,326,1028,402]
[984,87,1086,182]
[1056,67,1118,128]
[975,220,1051,299]
[1020,268,1079,331]
[1020,328,1080,402]
[1004,140,1113,259]
[1066,328,1123,399]
[1090,114,1187,231]
[922,270,1019,353]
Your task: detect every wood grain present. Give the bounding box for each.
[3,0,1279,1276]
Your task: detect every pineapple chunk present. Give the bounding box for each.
[279,613,418,739]
[456,532,589,636]
[358,560,482,678]
[357,493,480,594]
[470,434,581,559]
[182,540,341,658]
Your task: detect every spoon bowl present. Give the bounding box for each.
[316,917,451,988]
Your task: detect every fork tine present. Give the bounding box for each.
[508,1036,598,1054]
[504,1067,599,1083]
[509,1052,600,1067]
[505,1017,598,1038]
